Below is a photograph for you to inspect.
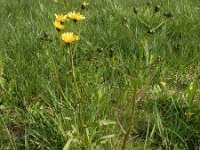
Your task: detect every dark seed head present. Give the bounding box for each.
[147,29,155,34]
[109,48,114,58]
[157,56,162,61]
[146,1,152,6]
[133,7,139,15]
[97,47,103,53]
[41,32,49,41]
[154,5,160,13]
[81,4,86,9]
[122,17,128,23]
[175,43,181,50]
[40,32,52,42]
[81,2,89,9]
[163,12,173,18]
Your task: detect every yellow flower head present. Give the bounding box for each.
[53,20,65,31]
[185,112,194,118]
[55,14,68,23]
[159,81,166,88]
[67,11,85,22]
[61,32,80,45]
[54,0,58,2]
[81,1,89,9]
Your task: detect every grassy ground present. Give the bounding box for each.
[1,0,200,149]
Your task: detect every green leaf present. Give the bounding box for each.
[99,120,116,126]
[63,138,73,150]
[99,134,115,144]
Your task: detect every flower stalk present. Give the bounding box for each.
[69,47,86,149]
[121,78,138,150]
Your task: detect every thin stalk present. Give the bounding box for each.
[0,117,17,150]
[69,48,86,148]
[49,55,74,111]
[121,81,138,150]
[136,15,150,29]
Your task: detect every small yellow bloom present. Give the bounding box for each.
[53,20,65,31]
[81,1,89,9]
[55,14,68,23]
[67,11,85,22]
[54,0,58,2]
[185,112,194,118]
[61,32,80,45]
[159,81,166,88]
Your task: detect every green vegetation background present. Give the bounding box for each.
[0,0,200,149]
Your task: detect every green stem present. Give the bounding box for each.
[136,15,150,29]
[122,81,138,150]
[69,48,85,148]
[151,21,165,32]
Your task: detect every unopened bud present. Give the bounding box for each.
[154,5,160,13]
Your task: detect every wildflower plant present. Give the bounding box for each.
[61,32,80,45]
[51,4,88,148]
[55,14,68,24]
[53,20,65,31]
[67,11,85,23]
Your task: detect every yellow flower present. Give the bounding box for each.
[185,112,194,118]
[53,20,65,31]
[61,32,80,45]
[55,14,68,23]
[159,81,166,88]
[54,0,58,2]
[81,1,89,9]
[67,11,85,22]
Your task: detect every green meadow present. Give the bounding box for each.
[1,0,200,149]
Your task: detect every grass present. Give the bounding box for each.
[0,0,200,149]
